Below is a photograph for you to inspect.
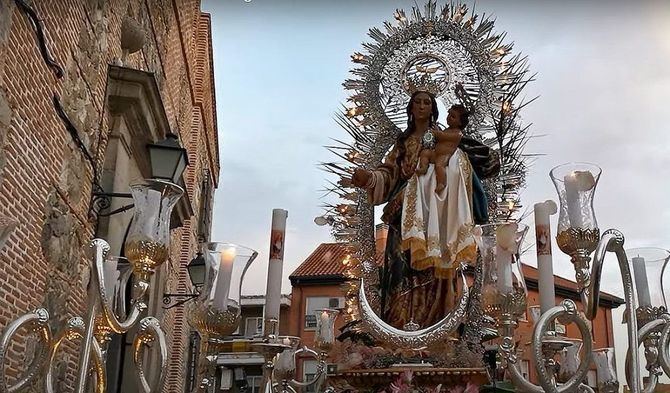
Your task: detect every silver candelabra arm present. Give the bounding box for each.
[287,346,325,390]
[625,313,670,393]
[583,229,629,320]
[531,300,593,393]
[91,239,147,334]
[0,238,171,393]
[501,300,593,393]
[588,229,641,393]
[0,308,51,393]
[133,317,168,393]
[45,317,104,393]
[658,316,670,378]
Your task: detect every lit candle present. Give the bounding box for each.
[213,246,236,310]
[632,256,651,307]
[535,200,557,315]
[263,209,288,336]
[495,224,517,294]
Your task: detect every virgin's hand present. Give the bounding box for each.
[352,168,372,188]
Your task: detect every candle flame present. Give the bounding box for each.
[221,247,237,262]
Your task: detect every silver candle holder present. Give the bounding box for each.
[0,179,183,393]
[254,308,339,393]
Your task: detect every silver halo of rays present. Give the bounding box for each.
[320,0,535,329]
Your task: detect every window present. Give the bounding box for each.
[520,360,530,380]
[305,297,344,329]
[246,376,262,393]
[303,360,318,393]
[245,317,263,337]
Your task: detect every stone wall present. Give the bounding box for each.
[0,1,219,392]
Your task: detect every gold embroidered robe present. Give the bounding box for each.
[366,134,476,329]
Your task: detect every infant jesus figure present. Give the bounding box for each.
[416,104,470,192]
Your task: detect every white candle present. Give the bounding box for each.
[495,224,517,295]
[535,200,558,315]
[563,173,584,229]
[632,256,651,307]
[263,209,288,334]
[495,245,513,294]
[103,258,118,300]
[213,247,236,310]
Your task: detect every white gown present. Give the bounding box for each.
[400,148,477,279]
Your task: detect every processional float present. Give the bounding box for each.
[0,2,668,393]
[316,1,666,392]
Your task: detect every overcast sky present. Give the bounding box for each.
[202,0,670,381]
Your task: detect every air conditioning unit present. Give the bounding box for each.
[328,298,343,309]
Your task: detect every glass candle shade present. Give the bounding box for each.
[314,308,339,351]
[274,336,301,381]
[593,348,619,393]
[124,179,183,282]
[626,247,670,318]
[550,163,601,255]
[201,243,258,314]
[475,222,529,323]
[188,243,257,340]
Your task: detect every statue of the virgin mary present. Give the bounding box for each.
[352,87,498,330]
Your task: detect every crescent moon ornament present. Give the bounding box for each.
[357,265,470,349]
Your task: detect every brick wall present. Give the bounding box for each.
[0,1,218,392]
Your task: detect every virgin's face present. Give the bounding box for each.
[411,93,433,121]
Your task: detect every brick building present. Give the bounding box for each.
[288,228,624,389]
[0,1,218,392]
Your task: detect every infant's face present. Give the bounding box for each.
[446,108,461,128]
[411,93,433,121]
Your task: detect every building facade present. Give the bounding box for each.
[288,235,624,390]
[0,1,218,392]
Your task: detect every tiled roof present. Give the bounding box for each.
[289,243,350,279]
[289,243,384,280]
[290,243,625,307]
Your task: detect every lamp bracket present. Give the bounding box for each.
[162,293,199,310]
